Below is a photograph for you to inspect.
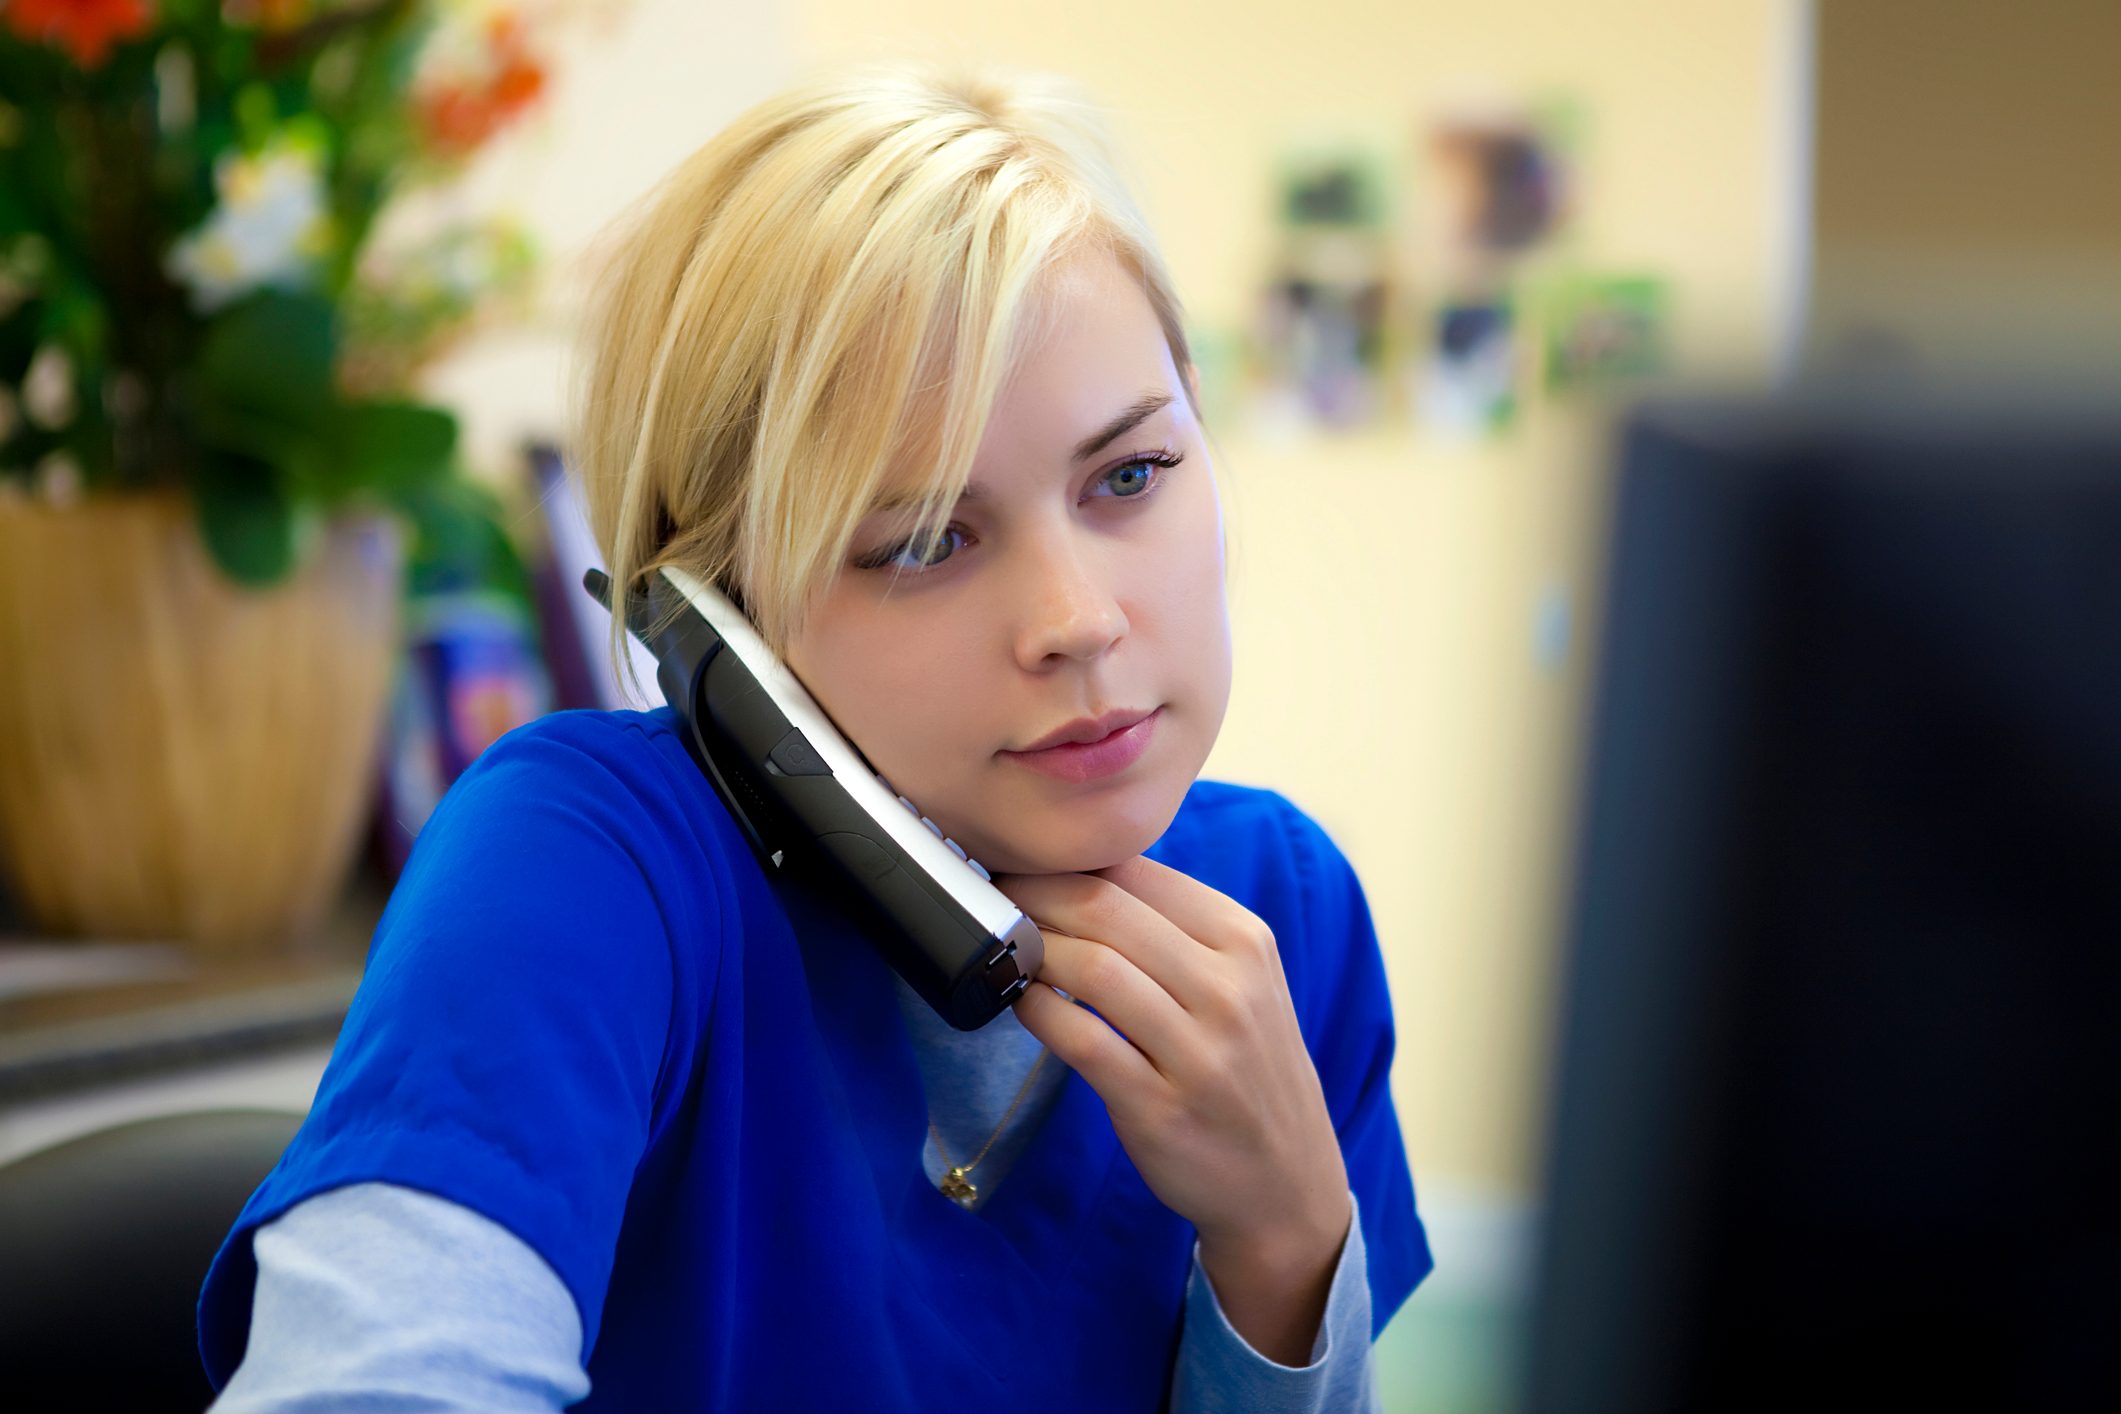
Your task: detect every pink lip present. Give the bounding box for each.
[1000,707,1161,784]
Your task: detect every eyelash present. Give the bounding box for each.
[854,448,1187,575]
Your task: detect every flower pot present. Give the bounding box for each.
[0,488,404,954]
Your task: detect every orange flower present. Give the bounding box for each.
[412,10,548,158]
[1,0,158,69]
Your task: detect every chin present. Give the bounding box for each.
[978,773,1193,876]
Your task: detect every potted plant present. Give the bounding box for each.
[0,0,573,952]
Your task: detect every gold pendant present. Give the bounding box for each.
[940,1166,978,1206]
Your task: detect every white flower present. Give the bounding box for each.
[22,344,74,430]
[165,139,336,314]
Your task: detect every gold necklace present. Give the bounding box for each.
[930,1047,1050,1208]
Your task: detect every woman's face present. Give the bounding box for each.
[780,250,1233,876]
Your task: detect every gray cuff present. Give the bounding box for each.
[1168,1189,1379,1414]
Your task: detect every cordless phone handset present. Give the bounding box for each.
[583,565,1045,1030]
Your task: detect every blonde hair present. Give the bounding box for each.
[566,62,1200,694]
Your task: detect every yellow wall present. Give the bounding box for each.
[430,0,1799,1201]
[793,0,1795,375]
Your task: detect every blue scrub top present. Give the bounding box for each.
[198,707,1432,1411]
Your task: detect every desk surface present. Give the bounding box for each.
[0,875,386,1105]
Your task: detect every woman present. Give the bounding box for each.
[199,62,1431,1411]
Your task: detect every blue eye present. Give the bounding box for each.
[860,526,967,574]
[1094,454,1172,499]
[856,448,1185,576]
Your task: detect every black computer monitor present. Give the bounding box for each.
[1525,393,2121,1412]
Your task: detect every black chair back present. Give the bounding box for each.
[0,1107,302,1413]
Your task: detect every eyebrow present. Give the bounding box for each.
[1072,391,1176,463]
[864,390,1176,515]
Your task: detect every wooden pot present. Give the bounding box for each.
[0,488,404,954]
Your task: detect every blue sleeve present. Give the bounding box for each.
[197,714,706,1389]
[1273,794,1434,1336]
[210,1183,588,1412]
[1169,1187,1381,1414]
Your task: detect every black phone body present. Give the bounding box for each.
[583,566,1044,1030]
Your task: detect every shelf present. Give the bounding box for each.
[0,874,386,1105]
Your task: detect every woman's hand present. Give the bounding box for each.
[992,856,1352,1366]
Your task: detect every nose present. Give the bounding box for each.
[1010,527,1128,670]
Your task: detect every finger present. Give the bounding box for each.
[1013,981,1166,1114]
[1031,927,1202,1081]
[998,872,1218,1014]
[1091,855,1273,957]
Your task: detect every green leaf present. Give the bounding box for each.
[321,400,457,499]
[39,283,110,367]
[233,83,278,148]
[193,448,298,586]
[192,402,301,463]
[395,473,534,603]
[198,288,338,427]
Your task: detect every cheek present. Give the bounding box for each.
[1149,498,1235,755]
[1150,491,1233,647]
[818,618,988,773]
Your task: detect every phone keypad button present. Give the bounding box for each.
[965,857,992,882]
[943,837,968,861]
[918,815,944,838]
